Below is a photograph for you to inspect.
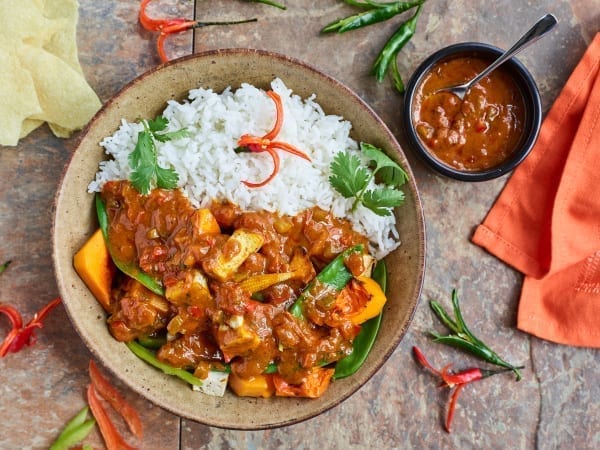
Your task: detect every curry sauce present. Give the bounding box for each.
[99,180,375,397]
[413,56,526,171]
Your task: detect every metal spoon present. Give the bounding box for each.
[437,13,558,100]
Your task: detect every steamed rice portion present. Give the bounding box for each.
[88,78,401,259]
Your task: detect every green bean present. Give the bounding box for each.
[49,406,96,450]
[371,4,422,83]
[126,341,203,387]
[333,259,387,379]
[96,194,164,296]
[323,1,423,34]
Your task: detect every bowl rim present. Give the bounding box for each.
[402,42,542,182]
[52,48,426,429]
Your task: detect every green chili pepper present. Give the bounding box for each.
[371,4,422,84]
[126,341,203,387]
[289,244,364,319]
[0,260,10,275]
[49,406,96,450]
[343,0,401,9]
[323,1,423,34]
[429,289,523,380]
[244,0,286,9]
[333,259,387,379]
[389,53,406,93]
[96,194,164,296]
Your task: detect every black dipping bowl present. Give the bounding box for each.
[402,42,542,181]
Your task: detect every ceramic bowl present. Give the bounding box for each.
[52,49,425,429]
[402,42,542,181]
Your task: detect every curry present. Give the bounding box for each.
[77,180,386,398]
[412,56,526,171]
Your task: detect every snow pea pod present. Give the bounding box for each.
[137,333,167,350]
[333,259,387,380]
[126,341,203,387]
[95,194,164,296]
[323,1,423,34]
[289,244,364,319]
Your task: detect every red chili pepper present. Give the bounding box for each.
[0,298,61,357]
[237,91,311,188]
[139,0,257,63]
[412,346,510,433]
[89,360,143,439]
[139,0,188,32]
[87,384,137,450]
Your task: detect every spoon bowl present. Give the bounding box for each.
[437,13,557,100]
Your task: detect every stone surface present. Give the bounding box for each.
[0,1,598,449]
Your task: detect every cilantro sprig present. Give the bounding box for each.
[128,116,189,195]
[329,142,408,216]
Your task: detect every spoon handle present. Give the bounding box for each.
[469,13,558,88]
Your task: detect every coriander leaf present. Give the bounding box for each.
[361,142,408,187]
[362,188,405,216]
[329,152,370,199]
[128,131,152,168]
[378,165,409,186]
[147,116,168,133]
[153,128,190,143]
[328,142,408,216]
[128,116,187,195]
[130,164,155,195]
[156,166,179,190]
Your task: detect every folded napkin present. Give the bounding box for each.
[0,0,101,146]
[472,32,600,347]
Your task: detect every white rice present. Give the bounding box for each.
[88,79,401,259]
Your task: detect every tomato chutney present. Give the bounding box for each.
[412,56,526,171]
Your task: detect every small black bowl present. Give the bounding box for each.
[402,42,542,181]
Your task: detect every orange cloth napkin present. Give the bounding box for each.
[472,32,600,347]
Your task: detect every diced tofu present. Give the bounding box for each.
[359,254,376,278]
[207,229,264,281]
[165,269,212,307]
[192,370,229,397]
[218,318,261,361]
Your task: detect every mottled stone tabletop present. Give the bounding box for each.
[1,1,599,449]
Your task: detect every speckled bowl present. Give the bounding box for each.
[52,49,425,430]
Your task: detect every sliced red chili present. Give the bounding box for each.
[139,0,257,63]
[237,91,311,187]
[87,384,137,450]
[0,298,61,357]
[139,0,188,32]
[412,346,502,433]
[445,383,465,433]
[89,360,144,439]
